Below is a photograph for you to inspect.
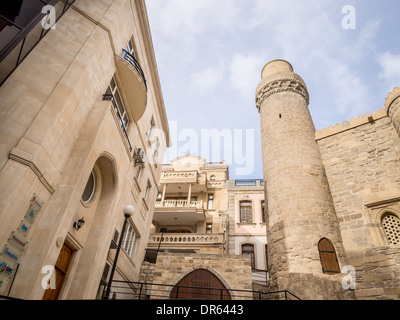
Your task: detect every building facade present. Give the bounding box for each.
[256,59,400,300]
[0,0,170,300]
[141,156,267,299]
[226,179,268,289]
[147,155,229,255]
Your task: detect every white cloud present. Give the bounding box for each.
[190,61,225,94]
[229,54,264,100]
[378,52,400,89]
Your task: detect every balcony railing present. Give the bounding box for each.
[122,49,147,91]
[148,233,224,245]
[204,161,226,167]
[155,200,203,209]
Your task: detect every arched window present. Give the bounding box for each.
[318,238,340,275]
[242,244,255,269]
[382,213,400,246]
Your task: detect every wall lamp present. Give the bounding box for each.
[73,217,85,231]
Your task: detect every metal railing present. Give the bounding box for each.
[122,49,147,91]
[101,280,301,300]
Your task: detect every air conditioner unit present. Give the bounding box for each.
[133,148,145,167]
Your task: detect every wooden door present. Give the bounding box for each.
[170,269,231,300]
[42,242,74,300]
[318,238,340,275]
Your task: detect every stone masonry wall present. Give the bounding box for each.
[317,116,400,251]
[317,113,400,299]
[142,252,254,300]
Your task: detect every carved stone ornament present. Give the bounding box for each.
[256,78,310,112]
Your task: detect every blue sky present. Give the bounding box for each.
[146,0,400,179]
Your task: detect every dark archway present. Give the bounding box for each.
[170,269,231,300]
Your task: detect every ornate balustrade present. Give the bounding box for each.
[148,233,224,245]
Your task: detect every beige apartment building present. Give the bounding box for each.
[147,155,229,255]
[0,0,170,300]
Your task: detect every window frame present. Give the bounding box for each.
[207,194,214,210]
[106,75,130,132]
[240,200,252,223]
[122,221,139,261]
[381,212,400,246]
[242,243,255,269]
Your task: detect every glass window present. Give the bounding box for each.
[207,194,214,210]
[240,201,252,223]
[147,118,155,139]
[242,244,255,269]
[261,200,266,223]
[106,75,129,131]
[144,181,151,201]
[82,171,96,203]
[123,222,139,260]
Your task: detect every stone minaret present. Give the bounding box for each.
[386,87,400,137]
[255,60,346,299]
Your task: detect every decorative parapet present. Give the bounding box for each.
[385,87,400,113]
[315,108,387,141]
[155,200,204,209]
[160,170,198,184]
[256,76,310,112]
[385,87,400,137]
[148,233,224,245]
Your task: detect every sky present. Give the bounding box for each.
[145,0,400,180]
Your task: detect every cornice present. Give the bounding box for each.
[255,76,309,112]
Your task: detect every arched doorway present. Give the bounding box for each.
[170,269,231,300]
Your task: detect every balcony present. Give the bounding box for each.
[153,200,205,226]
[114,50,147,122]
[148,233,224,246]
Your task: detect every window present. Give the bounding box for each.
[240,201,252,223]
[147,117,155,139]
[144,180,152,201]
[261,200,266,223]
[153,138,160,161]
[82,170,96,203]
[265,244,269,271]
[136,165,142,181]
[382,214,400,246]
[122,222,139,260]
[210,175,216,181]
[125,39,135,57]
[106,75,129,132]
[206,223,213,234]
[242,244,255,269]
[207,194,214,210]
[318,238,340,275]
